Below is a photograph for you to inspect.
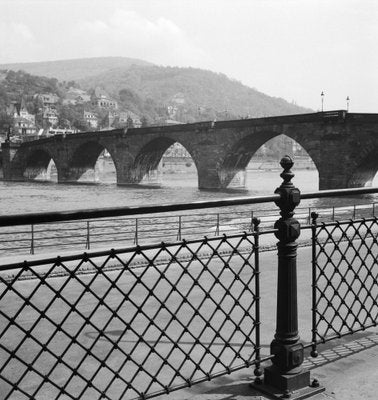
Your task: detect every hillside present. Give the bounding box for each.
[79,64,312,121]
[0,57,152,82]
[0,57,313,133]
[0,69,64,117]
[0,57,312,120]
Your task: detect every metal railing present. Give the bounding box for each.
[0,157,378,399]
[0,227,268,399]
[0,202,376,257]
[310,214,378,354]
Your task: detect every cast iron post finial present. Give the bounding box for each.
[253,156,324,399]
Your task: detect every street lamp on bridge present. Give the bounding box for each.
[321,91,324,112]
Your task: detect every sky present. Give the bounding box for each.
[1,0,378,112]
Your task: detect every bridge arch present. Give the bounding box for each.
[130,137,198,184]
[66,141,117,183]
[23,148,57,181]
[220,131,320,189]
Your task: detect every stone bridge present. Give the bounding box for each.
[2,110,378,190]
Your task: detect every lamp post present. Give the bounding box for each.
[251,156,325,399]
[321,92,324,112]
[346,96,350,112]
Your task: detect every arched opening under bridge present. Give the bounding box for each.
[222,134,319,194]
[70,142,116,184]
[134,139,198,188]
[23,149,58,182]
[372,173,378,187]
[247,135,319,193]
[348,145,378,188]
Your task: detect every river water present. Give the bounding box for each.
[1,166,377,215]
[0,166,377,259]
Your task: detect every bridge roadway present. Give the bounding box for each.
[2,110,378,190]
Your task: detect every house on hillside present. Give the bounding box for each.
[102,110,119,128]
[167,105,178,119]
[36,94,59,123]
[7,99,35,124]
[37,93,59,108]
[91,87,118,110]
[83,111,98,129]
[42,109,59,127]
[7,99,37,138]
[63,87,91,105]
[13,117,37,137]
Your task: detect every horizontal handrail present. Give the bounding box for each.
[300,187,378,199]
[0,200,375,257]
[311,215,377,227]
[0,194,280,227]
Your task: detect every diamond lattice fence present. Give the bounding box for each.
[312,218,378,343]
[0,233,259,400]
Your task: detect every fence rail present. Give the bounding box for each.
[0,202,377,257]
[1,159,378,399]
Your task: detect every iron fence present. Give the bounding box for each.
[0,166,378,399]
[310,214,378,355]
[0,224,269,400]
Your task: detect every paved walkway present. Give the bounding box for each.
[169,330,378,400]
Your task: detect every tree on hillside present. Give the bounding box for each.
[27,96,44,117]
[0,86,9,110]
[4,70,61,97]
[0,111,13,137]
[118,88,143,113]
[57,104,87,131]
[140,116,148,127]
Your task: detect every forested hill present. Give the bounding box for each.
[0,57,312,125]
[78,64,312,120]
[0,70,61,110]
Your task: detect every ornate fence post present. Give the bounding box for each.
[254,156,324,399]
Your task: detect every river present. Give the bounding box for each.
[1,165,377,215]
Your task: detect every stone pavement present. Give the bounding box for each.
[170,331,378,400]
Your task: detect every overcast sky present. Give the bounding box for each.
[1,0,377,112]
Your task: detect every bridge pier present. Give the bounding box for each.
[318,166,367,190]
[318,170,349,190]
[1,142,25,181]
[114,163,143,186]
[56,166,91,183]
[197,167,223,190]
